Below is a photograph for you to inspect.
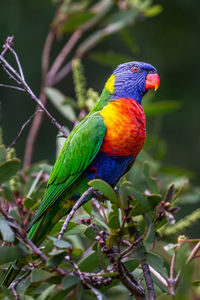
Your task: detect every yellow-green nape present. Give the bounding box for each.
[105,74,115,94]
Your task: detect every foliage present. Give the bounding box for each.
[0,0,200,299]
[0,60,199,299]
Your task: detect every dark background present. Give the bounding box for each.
[0,0,199,183]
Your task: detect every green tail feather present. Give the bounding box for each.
[0,198,73,288]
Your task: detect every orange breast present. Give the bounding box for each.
[100,98,146,156]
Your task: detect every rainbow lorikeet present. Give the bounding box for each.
[1,61,160,286]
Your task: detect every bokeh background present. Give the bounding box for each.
[0,0,199,183]
[0,2,200,298]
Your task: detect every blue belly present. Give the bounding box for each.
[85,151,134,186]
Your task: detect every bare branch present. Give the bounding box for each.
[0,62,22,85]
[170,253,176,279]
[141,260,156,300]
[91,223,146,299]
[118,235,144,259]
[47,30,81,83]
[0,37,68,140]
[149,266,168,288]
[7,110,43,152]
[0,200,66,277]
[58,187,95,240]
[50,61,72,86]
[9,269,32,299]
[186,241,200,263]
[0,84,25,92]
[6,43,25,81]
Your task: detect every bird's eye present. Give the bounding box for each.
[132,66,139,72]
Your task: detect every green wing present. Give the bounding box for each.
[27,114,106,230]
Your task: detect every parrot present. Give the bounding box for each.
[0,61,160,286]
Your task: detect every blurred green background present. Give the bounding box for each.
[0,0,199,183]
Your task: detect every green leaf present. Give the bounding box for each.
[144,223,155,250]
[27,170,43,197]
[104,10,137,26]
[147,252,168,277]
[106,233,118,247]
[0,217,14,242]
[31,269,52,282]
[23,197,34,209]
[130,186,150,209]
[62,275,81,290]
[50,220,77,235]
[89,179,120,207]
[16,275,31,296]
[83,199,92,215]
[72,248,83,257]
[164,184,175,203]
[133,246,146,260]
[144,100,181,115]
[0,286,15,299]
[0,244,27,264]
[61,11,95,33]
[146,194,162,210]
[46,252,66,267]
[65,224,87,236]
[0,144,6,162]
[37,284,56,300]
[108,215,119,230]
[89,51,133,67]
[45,87,76,122]
[78,251,99,272]
[144,5,163,17]
[143,162,159,194]
[48,236,71,248]
[84,226,97,240]
[39,163,53,174]
[124,258,140,271]
[0,158,21,183]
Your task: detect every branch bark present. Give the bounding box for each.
[58,187,95,240]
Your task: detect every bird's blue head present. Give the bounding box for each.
[105,61,160,104]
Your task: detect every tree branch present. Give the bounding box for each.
[0,199,66,278]
[186,241,200,263]
[141,260,156,300]
[7,110,43,152]
[58,187,95,240]
[0,37,68,154]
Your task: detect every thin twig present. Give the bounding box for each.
[0,200,66,277]
[186,241,200,263]
[58,187,95,240]
[141,260,156,300]
[1,36,14,56]
[47,30,81,83]
[6,43,25,81]
[91,222,146,298]
[89,285,104,300]
[42,31,55,80]
[0,62,22,85]
[0,37,68,140]
[118,234,144,259]
[24,31,55,168]
[170,253,176,280]
[0,53,22,82]
[50,60,72,86]
[0,84,25,92]
[149,266,168,288]
[9,269,32,299]
[7,110,43,151]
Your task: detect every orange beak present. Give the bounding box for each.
[145,73,160,91]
